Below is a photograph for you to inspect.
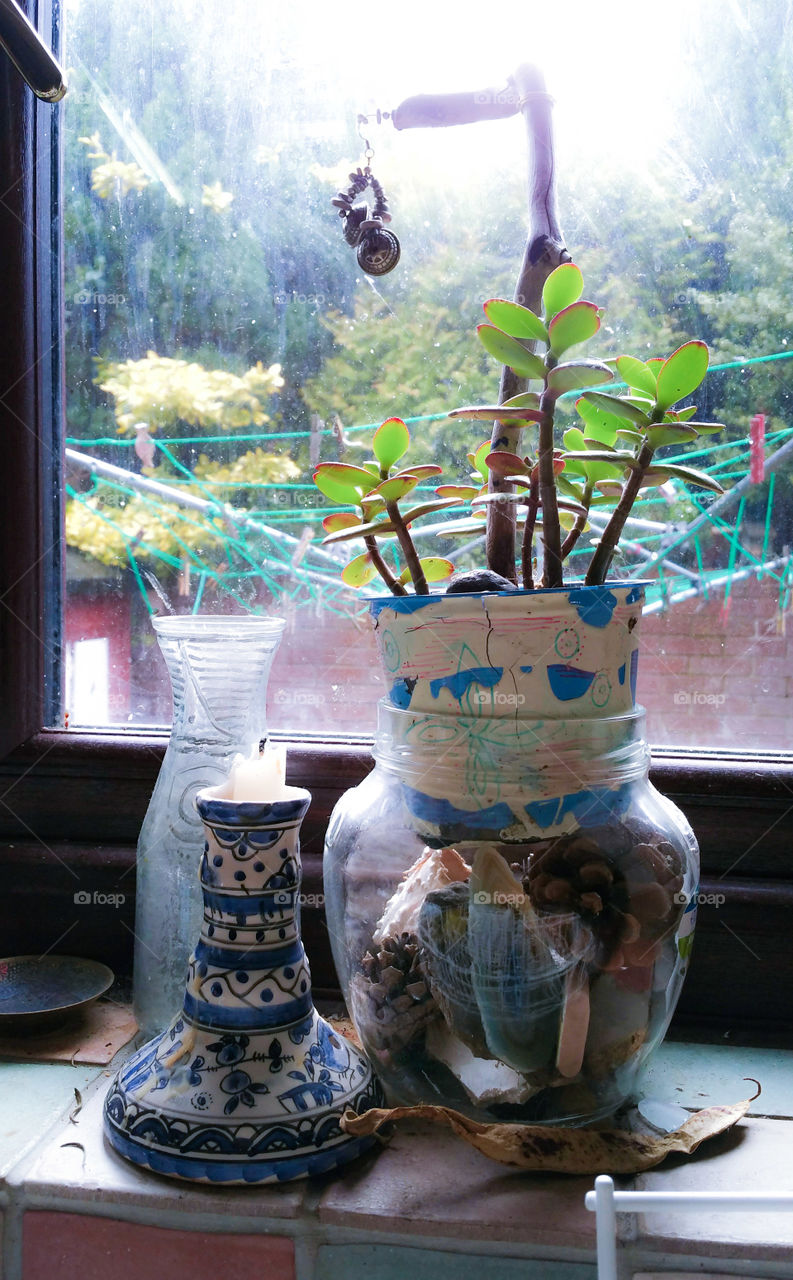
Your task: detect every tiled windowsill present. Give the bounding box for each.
[1,1037,793,1280]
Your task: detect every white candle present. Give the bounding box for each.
[226,742,288,803]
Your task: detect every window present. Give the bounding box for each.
[2,0,793,1026]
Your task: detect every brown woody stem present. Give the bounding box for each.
[521,475,539,590]
[538,390,563,587]
[486,63,570,583]
[385,502,429,595]
[584,444,655,585]
[364,535,407,595]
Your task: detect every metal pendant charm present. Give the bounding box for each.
[356,226,401,276]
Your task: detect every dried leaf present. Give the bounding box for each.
[340,1096,753,1174]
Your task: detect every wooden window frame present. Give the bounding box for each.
[1,3,792,1027]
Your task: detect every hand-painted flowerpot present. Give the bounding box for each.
[105,786,383,1183]
[324,584,699,1125]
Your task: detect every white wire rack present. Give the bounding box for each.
[585,1175,793,1280]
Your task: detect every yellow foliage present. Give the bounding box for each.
[98,352,285,433]
[201,181,234,213]
[79,134,150,198]
[194,448,299,489]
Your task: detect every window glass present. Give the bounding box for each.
[61,0,793,747]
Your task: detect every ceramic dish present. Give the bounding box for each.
[0,955,114,1035]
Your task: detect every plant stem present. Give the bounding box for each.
[538,390,563,587]
[485,63,570,584]
[521,474,539,589]
[560,483,593,561]
[584,444,654,585]
[364,535,407,595]
[385,502,429,594]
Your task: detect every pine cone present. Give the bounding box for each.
[521,834,631,965]
[350,931,439,1055]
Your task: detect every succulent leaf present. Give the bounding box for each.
[615,355,657,398]
[372,417,410,471]
[477,325,546,379]
[542,262,584,319]
[546,360,613,396]
[655,341,709,411]
[483,298,549,344]
[548,301,601,357]
[341,551,379,588]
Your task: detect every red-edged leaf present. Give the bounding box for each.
[548,300,601,356]
[322,513,361,534]
[435,485,480,499]
[477,325,546,379]
[372,417,409,470]
[313,462,375,503]
[542,262,584,320]
[485,450,532,477]
[448,404,544,423]
[655,341,709,411]
[483,298,549,343]
[341,552,379,588]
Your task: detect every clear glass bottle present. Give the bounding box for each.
[133,614,284,1036]
[324,700,699,1125]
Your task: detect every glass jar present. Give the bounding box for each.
[324,585,699,1126]
[133,614,284,1037]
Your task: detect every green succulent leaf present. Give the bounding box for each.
[675,405,698,422]
[582,391,651,427]
[322,512,361,534]
[371,473,421,502]
[501,391,542,410]
[542,262,584,320]
[395,464,443,481]
[470,441,492,483]
[485,450,532,477]
[435,484,480,500]
[477,325,546,379]
[563,449,639,470]
[615,355,657,398]
[546,360,613,396]
[372,417,409,471]
[448,403,544,423]
[647,424,700,448]
[483,298,549,344]
[398,556,455,585]
[646,357,666,378]
[655,341,709,411]
[401,498,460,522]
[361,461,381,477]
[594,479,623,498]
[615,428,644,444]
[323,517,398,544]
[341,551,379,588]
[313,462,375,504]
[574,397,621,446]
[682,421,725,435]
[643,462,724,493]
[548,301,601,356]
[563,427,586,452]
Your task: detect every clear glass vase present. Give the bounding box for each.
[324,584,699,1126]
[133,614,285,1037]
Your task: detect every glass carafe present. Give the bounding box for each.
[133,614,284,1036]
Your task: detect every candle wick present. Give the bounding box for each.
[258,736,267,755]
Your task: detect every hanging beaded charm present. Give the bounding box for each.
[332,124,400,276]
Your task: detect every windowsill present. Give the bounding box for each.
[2,1032,793,1279]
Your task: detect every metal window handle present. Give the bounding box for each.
[0,0,66,100]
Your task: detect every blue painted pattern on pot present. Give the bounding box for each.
[104,787,383,1183]
[370,583,647,719]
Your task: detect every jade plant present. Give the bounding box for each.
[313,263,725,594]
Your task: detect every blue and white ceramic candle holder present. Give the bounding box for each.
[105,783,383,1183]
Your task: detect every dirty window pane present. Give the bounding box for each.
[61,0,793,747]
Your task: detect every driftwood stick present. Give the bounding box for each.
[486,64,571,582]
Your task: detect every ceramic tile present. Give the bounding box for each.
[22,1212,294,1280]
[317,1244,595,1280]
[640,1042,793,1117]
[318,1119,596,1250]
[636,1115,793,1262]
[0,1063,102,1179]
[16,1082,305,1218]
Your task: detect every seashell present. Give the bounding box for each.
[356,227,401,276]
[373,846,471,944]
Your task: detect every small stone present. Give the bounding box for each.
[445,569,520,594]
